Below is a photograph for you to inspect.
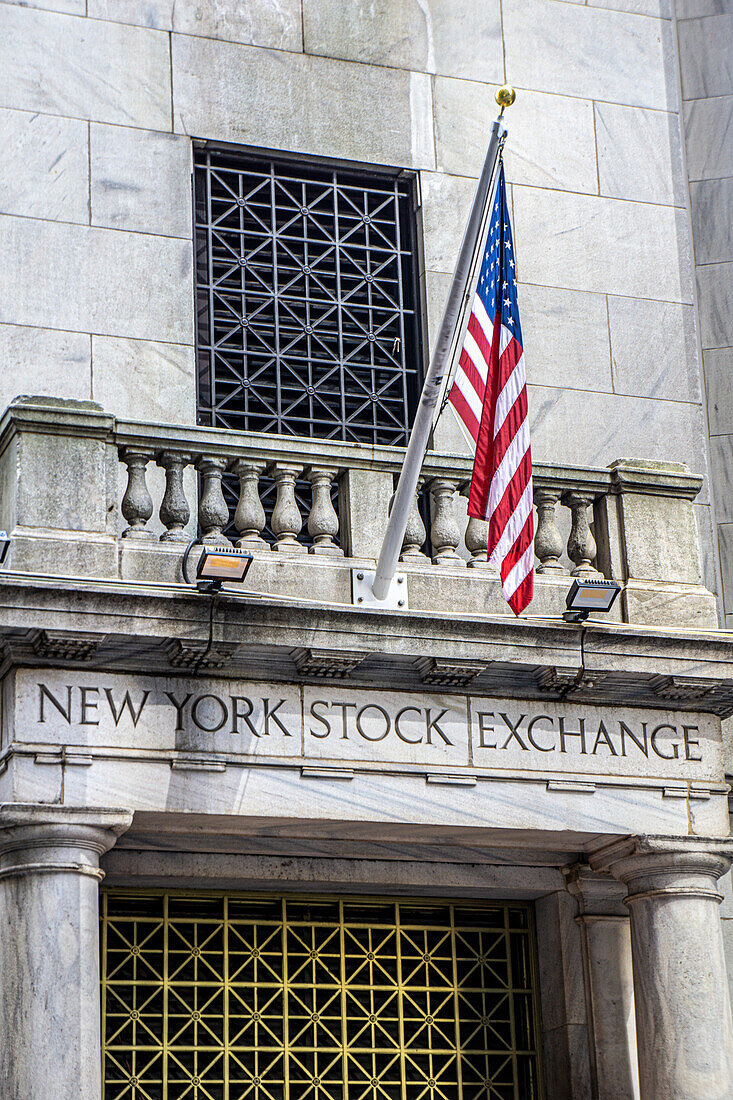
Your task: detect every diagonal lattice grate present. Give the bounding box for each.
[195,146,424,446]
[101,892,544,1099]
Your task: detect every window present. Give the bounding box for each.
[102,891,544,1099]
[194,146,424,446]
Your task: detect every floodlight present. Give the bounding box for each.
[182,539,253,593]
[563,578,621,623]
[0,531,10,565]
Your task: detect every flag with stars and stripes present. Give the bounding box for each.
[447,163,534,615]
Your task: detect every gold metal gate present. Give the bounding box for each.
[101,892,543,1099]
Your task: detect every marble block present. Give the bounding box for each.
[589,0,670,16]
[301,0,503,83]
[519,285,612,392]
[526,386,708,485]
[708,436,733,523]
[0,324,91,411]
[434,78,597,193]
[690,178,733,265]
[608,297,701,402]
[0,215,194,344]
[696,261,733,349]
[719,523,733,615]
[678,13,733,98]
[88,0,303,51]
[6,0,86,11]
[683,96,733,181]
[503,0,675,109]
[90,125,193,238]
[512,187,693,303]
[171,35,436,171]
[675,0,733,14]
[0,108,89,224]
[91,336,196,424]
[420,172,476,274]
[0,5,171,129]
[706,348,733,434]
[595,102,686,206]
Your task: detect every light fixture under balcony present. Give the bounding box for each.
[563,578,621,623]
[182,539,253,593]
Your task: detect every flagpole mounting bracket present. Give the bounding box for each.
[351,568,408,611]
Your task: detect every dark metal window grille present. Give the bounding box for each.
[194,146,424,446]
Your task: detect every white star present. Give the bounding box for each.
[508,258,515,270]
[506,316,514,326]
[503,298,510,308]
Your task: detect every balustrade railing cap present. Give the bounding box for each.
[608,458,702,499]
[0,396,115,448]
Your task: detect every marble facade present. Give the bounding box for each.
[0,0,732,1097]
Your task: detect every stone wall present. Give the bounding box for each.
[676,0,733,626]
[0,0,719,592]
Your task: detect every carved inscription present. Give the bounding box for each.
[11,670,723,780]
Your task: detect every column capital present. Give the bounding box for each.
[0,804,133,883]
[563,863,628,920]
[589,834,733,904]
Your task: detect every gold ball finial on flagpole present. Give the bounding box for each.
[495,85,516,113]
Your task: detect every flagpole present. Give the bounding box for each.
[370,85,515,602]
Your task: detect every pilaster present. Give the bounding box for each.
[565,864,639,1100]
[0,804,132,1100]
[591,835,733,1099]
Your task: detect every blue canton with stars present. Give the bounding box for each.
[477,162,522,347]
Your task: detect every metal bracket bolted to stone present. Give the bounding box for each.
[352,568,408,610]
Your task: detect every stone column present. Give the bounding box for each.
[591,835,733,1100]
[0,804,132,1100]
[565,865,640,1100]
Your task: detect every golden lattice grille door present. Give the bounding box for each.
[101,893,543,1100]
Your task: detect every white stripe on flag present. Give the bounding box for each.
[472,296,495,348]
[488,479,534,567]
[485,418,531,519]
[493,348,525,437]
[501,541,535,601]
[463,329,489,382]
[453,368,484,423]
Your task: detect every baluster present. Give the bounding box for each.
[197,456,231,545]
[232,459,267,549]
[565,490,599,576]
[306,466,343,556]
[465,516,491,568]
[120,448,154,539]
[158,451,191,542]
[270,462,306,552]
[398,481,428,562]
[534,486,566,574]
[429,477,465,565]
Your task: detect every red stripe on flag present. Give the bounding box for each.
[448,383,480,441]
[458,346,487,403]
[508,571,534,617]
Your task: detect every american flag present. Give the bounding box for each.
[448,163,534,615]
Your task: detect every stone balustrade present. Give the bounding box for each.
[0,397,718,626]
[116,422,612,575]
